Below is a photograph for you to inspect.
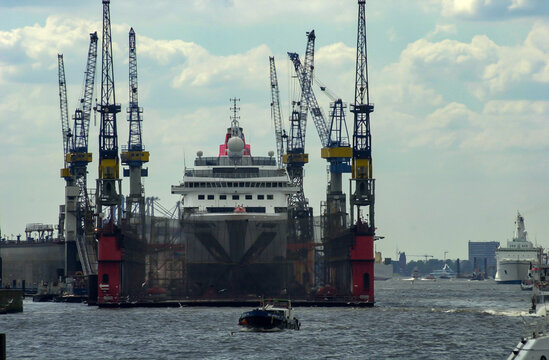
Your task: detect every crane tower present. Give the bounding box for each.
[121,27,149,230]
[348,0,375,302]
[283,31,317,293]
[288,42,352,239]
[96,0,122,223]
[68,32,99,276]
[57,54,78,275]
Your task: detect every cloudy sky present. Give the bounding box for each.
[1,0,548,260]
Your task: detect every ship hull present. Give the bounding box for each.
[495,260,534,284]
[182,212,288,298]
[374,263,393,281]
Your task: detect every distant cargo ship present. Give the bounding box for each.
[171,108,298,297]
[495,212,542,284]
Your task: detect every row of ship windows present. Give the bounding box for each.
[197,194,274,200]
[187,182,287,188]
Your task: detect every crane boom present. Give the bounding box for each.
[57,54,71,176]
[288,50,330,148]
[72,32,98,156]
[297,31,315,146]
[127,27,143,152]
[269,56,284,169]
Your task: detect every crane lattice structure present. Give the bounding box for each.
[58,54,72,181]
[268,56,285,169]
[283,31,317,292]
[350,0,375,233]
[288,38,352,239]
[68,32,99,276]
[121,27,149,232]
[96,0,122,225]
[57,54,73,250]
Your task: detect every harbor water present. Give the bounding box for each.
[0,278,535,359]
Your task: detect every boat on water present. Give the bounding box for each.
[429,264,456,279]
[411,267,420,280]
[171,101,298,298]
[238,299,300,332]
[374,251,393,281]
[508,319,549,359]
[509,255,549,358]
[521,279,534,291]
[495,212,542,285]
[526,255,549,316]
[470,270,485,281]
[521,267,534,291]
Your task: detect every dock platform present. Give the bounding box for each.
[96,298,374,308]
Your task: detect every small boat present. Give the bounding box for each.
[521,279,533,291]
[470,270,485,281]
[508,319,549,359]
[238,299,300,332]
[411,267,420,279]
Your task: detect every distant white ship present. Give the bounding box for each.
[374,252,393,281]
[429,264,456,279]
[495,212,542,285]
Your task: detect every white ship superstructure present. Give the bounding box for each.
[495,212,542,284]
[171,104,298,297]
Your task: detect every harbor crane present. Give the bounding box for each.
[121,27,149,231]
[288,36,352,238]
[346,0,376,302]
[68,32,99,276]
[57,32,99,276]
[57,54,74,271]
[281,30,317,292]
[350,0,375,229]
[96,0,122,224]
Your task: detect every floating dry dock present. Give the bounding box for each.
[95,298,374,308]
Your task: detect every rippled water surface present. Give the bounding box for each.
[0,279,537,359]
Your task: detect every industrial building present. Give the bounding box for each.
[468,241,500,278]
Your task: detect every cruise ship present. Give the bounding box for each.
[495,212,542,284]
[171,106,298,298]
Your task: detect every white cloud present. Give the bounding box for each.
[438,0,549,19]
[0,16,97,64]
[380,23,549,100]
[426,24,457,39]
[386,100,549,152]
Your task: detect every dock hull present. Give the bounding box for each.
[183,213,288,298]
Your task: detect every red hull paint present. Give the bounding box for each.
[350,234,374,302]
[97,233,122,304]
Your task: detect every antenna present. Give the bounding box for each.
[230,97,240,124]
[229,97,241,137]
